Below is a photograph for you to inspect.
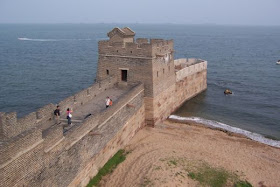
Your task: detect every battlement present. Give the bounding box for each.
[0,103,55,141]
[98,39,152,58]
[58,76,117,113]
[99,37,173,59]
[174,58,206,69]
[136,38,149,44]
[0,76,118,142]
[175,58,208,81]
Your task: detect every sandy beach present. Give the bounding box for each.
[99,120,280,187]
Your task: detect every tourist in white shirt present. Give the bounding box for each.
[105,96,110,108]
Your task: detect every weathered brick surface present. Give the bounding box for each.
[0,83,144,187]
[69,89,145,187]
[58,76,118,116]
[150,68,207,126]
[174,69,207,108]
[0,127,42,166]
[0,112,18,139]
[0,142,44,187]
[43,124,64,152]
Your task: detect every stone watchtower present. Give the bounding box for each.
[97,27,176,125]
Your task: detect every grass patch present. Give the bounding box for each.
[169,160,177,166]
[140,177,153,187]
[186,163,252,187]
[187,165,229,187]
[153,166,162,171]
[234,180,253,187]
[87,149,127,187]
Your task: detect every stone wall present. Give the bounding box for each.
[0,76,117,141]
[97,38,174,98]
[58,76,118,117]
[97,51,153,97]
[174,69,207,108]
[146,60,207,126]
[0,83,145,187]
[97,36,176,127]
[69,88,145,186]
[176,61,207,81]
[98,40,153,59]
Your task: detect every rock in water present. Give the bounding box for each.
[224,89,232,94]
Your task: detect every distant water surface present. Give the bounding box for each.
[0,24,279,142]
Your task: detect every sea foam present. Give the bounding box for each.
[169,115,280,148]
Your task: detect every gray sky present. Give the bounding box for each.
[0,0,279,25]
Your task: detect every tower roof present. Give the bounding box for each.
[107,27,135,38]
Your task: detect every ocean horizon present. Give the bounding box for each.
[0,23,279,145]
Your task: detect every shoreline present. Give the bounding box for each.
[169,115,280,148]
[99,120,280,187]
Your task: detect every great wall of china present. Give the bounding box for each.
[0,27,207,187]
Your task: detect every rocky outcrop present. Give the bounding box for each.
[224,89,232,94]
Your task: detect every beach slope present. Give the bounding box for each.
[99,120,280,187]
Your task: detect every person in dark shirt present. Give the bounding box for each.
[54,105,60,122]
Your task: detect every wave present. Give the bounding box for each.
[18,37,91,42]
[169,115,280,148]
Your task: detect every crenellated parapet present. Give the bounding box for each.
[0,76,118,143]
[153,39,174,57]
[98,37,173,59]
[0,112,17,140]
[0,75,121,186]
[175,58,207,82]
[98,39,153,58]
[58,76,118,113]
[0,103,55,141]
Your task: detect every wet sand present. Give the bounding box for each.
[99,120,280,187]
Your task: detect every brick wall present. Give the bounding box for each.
[175,61,207,81]
[0,138,44,187]
[0,83,145,187]
[174,69,207,108]
[58,76,118,118]
[97,54,153,97]
[0,76,117,141]
[97,37,175,99]
[145,61,207,126]
[69,84,145,187]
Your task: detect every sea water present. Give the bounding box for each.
[0,24,279,146]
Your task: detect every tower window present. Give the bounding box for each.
[163,69,165,74]
[106,69,109,75]
[157,71,159,77]
[130,51,132,53]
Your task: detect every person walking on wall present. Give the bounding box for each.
[66,108,73,125]
[54,105,60,123]
[105,96,111,108]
